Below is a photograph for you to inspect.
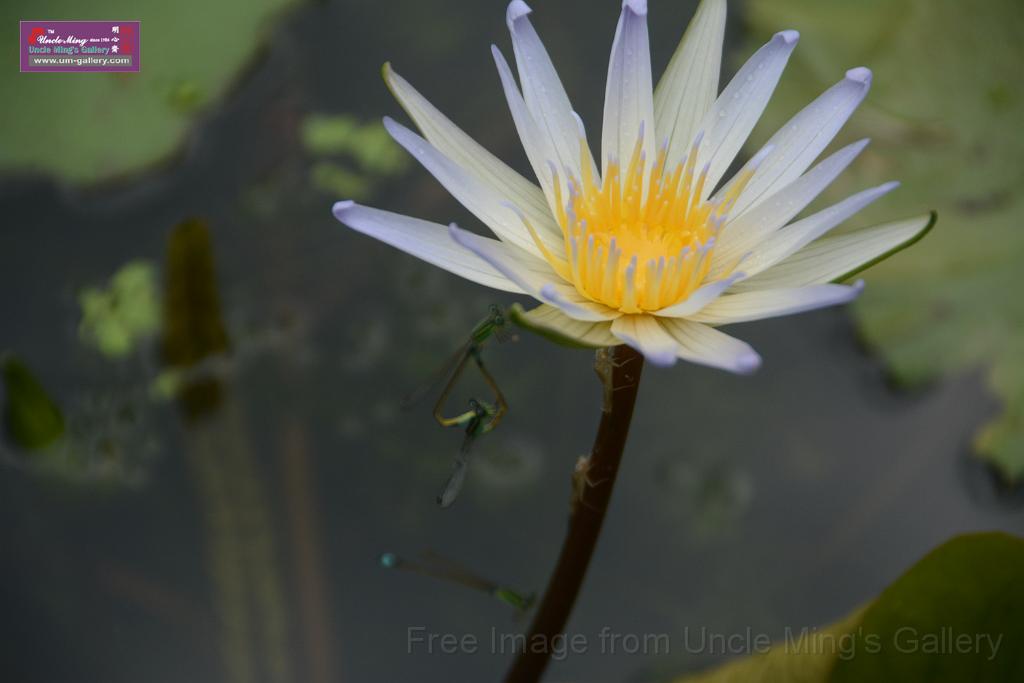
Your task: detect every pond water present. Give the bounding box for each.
[1,1,1022,682]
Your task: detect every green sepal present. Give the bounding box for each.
[507,303,607,350]
[832,211,938,284]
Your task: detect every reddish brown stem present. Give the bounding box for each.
[503,344,645,683]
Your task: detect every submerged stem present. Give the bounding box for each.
[503,344,645,683]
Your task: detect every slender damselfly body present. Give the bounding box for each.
[402,306,514,507]
[379,550,533,613]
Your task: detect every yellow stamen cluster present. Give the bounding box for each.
[522,132,755,314]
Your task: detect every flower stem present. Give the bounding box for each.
[503,344,645,683]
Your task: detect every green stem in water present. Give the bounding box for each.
[503,344,645,683]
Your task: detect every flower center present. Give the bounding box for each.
[521,132,756,314]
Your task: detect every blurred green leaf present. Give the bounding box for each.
[744,0,1024,482]
[0,0,299,183]
[2,354,65,451]
[78,260,160,358]
[830,533,1024,682]
[675,612,866,683]
[676,533,1024,683]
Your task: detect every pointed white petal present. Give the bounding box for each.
[732,213,935,291]
[658,318,762,374]
[449,224,620,322]
[653,0,726,170]
[445,222,559,288]
[384,117,564,260]
[383,63,553,231]
[511,304,619,348]
[506,1,594,181]
[690,282,863,324]
[539,283,622,321]
[741,181,900,278]
[730,67,874,217]
[652,273,745,318]
[611,314,680,366]
[602,0,656,174]
[332,201,525,293]
[696,30,799,199]
[714,139,869,268]
[492,45,562,212]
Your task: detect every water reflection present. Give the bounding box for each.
[654,450,754,539]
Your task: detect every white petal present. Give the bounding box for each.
[383,63,553,231]
[732,213,935,291]
[653,0,726,170]
[602,0,656,174]
[740,181,900,278]
[506,1,595,181]
[539,284,623,321]
[448,224,620,322]
[492,46,562,212]
[511,304,619,347]
[730,67,874,217]
[332,201,525,293]
[652,272,745,318]
[384,117,564,259]
[658,318,762,374]
[713,138,870,269]
[611,314,679,366]
[690,282,863,324]
[696,30,799,200]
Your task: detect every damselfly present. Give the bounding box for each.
[403,306,514,507]
[379,550,533,613]
[436,397,500,507]
[401,305,514,426]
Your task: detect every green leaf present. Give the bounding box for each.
[830,533,1024,682]
[675,611,867,683]
[743,0,1024,482]
[2,354,65,451]
[0,0,299,184]
[674,533,1024,683]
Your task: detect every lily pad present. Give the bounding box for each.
[676,532,1024,682]
[744,0,1024,482]
[0,0,299,184]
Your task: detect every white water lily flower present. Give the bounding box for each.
[333,0,934,373]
